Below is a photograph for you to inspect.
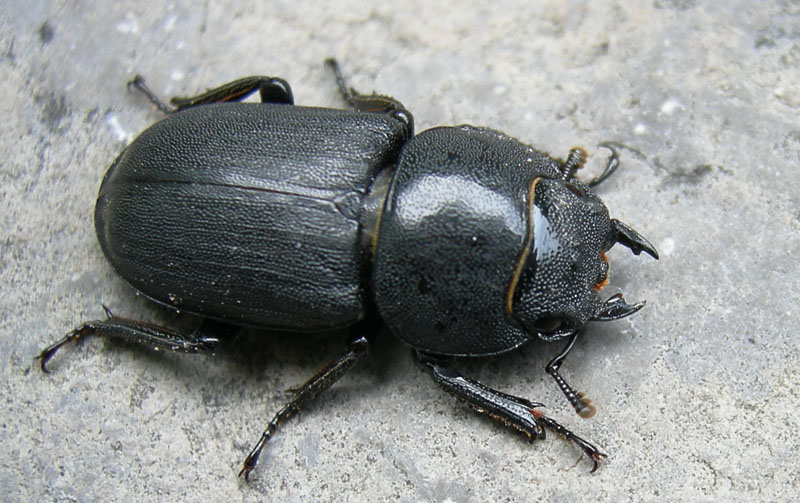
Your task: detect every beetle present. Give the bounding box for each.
[38,59,658,478]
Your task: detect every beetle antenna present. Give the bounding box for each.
[561,147,587,181]
[545,331,597,418]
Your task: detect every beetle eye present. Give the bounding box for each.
[532,316,562,333]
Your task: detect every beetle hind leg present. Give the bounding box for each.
[324,58,414,136]
[128,74,294,113]
[418,353,607,472]
[239,333,370,481]
[35,305,220,372]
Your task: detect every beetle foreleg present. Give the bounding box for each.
[36,306,220,372]
[545,331,597,419]
[419,353,607,472]
[128,74,294,114]
[238,335,369,481]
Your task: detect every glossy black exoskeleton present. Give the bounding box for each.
[38,59,658,478]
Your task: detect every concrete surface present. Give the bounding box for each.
[2,1,799,501]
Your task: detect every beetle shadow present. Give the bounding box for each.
[83,295,628,441]
[81,289,408,396]
[183,316,406,401]
[86,292,627,397]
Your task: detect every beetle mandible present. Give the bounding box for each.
[38,59,658,478]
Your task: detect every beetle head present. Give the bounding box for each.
[508,177,658,341]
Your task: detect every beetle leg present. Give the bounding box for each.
[324,58,414,136]
[584,143,622,187]
[239,334,369,481]
[418,353,607,472]
[545,331,597,419]
[561,144,621,185]
[128,75,294,113]
[35,305,220,372]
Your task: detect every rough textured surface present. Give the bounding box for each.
[3,1,798,501]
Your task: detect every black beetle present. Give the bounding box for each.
[38,59,658,478]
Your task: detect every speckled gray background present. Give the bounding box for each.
[2,1,799,502]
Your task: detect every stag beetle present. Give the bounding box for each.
[38,59,658,478]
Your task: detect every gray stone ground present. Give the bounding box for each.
[2,1,799,502]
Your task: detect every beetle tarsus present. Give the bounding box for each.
[587,143,622,187]
[532,411,608,472]
[240,335,369,481]
[35,326,92,372]
[128,75,175,114]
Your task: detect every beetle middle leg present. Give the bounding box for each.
[35,305,220,372]
[324,58,414,136]
[417,353,607,472]
[128,74,294,113]
[238,330,371,481]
